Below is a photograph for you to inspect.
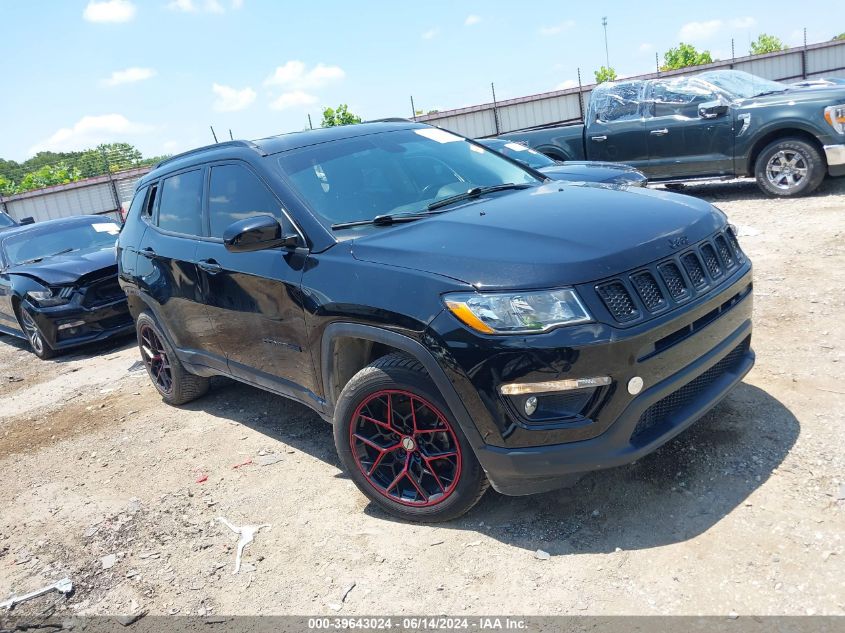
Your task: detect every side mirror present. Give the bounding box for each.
[223,215,299,253]
[699,100,729,119]
[19,217,35,225]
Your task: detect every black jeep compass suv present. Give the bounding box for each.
[117,121,754,522]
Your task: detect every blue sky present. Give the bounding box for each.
[0,0,836,161]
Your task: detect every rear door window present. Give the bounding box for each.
[589,82,644,122]
[207,164,283,238]
[156,170,204,236]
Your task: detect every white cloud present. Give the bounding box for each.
[422,28,440,40]
[83,0,136,23]
[30,114,152,154]
[167,0,225,13]
[269,91,318,111]
[539,20,575,36]
[104,67,156,86]
[464,14,481,26]
[639,42,654,52]
[263,61,345,89]
[729,17,756,29]
[212,83,256,112]
[231,0,244,7]
[556,79,578,90]
[678,19,722,42]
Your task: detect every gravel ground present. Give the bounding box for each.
[1,177,844,619]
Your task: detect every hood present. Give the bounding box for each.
[540,161,646,184]
[737,86,845,107]
[8,247,117,285]
[350,182,724,290]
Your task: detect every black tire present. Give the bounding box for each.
[754,137,825,197]
[136,312,209,405]
[17,304,57,360]
[334,353,488,522]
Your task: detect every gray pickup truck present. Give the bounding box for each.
[500,70,845,197]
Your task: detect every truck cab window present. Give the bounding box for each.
[650,78,717,119]
[591,82,643,123]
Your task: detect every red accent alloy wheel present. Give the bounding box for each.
[349,389,462,507]
[139,324,173,395]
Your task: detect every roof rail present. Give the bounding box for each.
[155,139,266,168]
[364,117,415,124]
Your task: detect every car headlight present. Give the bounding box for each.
[825,105,845,134]
[26,286,74,307]
[444,288,592,334]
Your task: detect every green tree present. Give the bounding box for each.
[16,162,81,193]
[834,33,845,41]
[750,33,785,55]
[594,66,618,84]
[661,43,713,71]
[321,104,362,127]
[0,175,15,196]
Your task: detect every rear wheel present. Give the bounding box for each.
[18,305,56,360]
[754,137,825,197]
[136,312,209,405]
[334,353,488,522]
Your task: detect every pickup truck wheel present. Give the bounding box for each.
[334,353,489,522]
[136,312,209,405]
[755,138,825,197]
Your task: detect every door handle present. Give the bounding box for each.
[591,135,608,142]
[140,247,156,258]
[197,259,223,274]
[650,128,669,136]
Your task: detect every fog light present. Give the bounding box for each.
[524,396,538,416]
[58,320,86,331]
[627,376,644,395]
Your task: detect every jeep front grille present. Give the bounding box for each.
[592,228,746,325]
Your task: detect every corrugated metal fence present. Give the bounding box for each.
[418,39,845,138]
[0,167,150,224]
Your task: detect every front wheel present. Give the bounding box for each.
[18,305,56,360]
[754,138,825,197]
[334,354,488,522]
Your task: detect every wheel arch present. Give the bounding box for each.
[747,127,826,175]
[536,145,572,161]
[320,322,485,448]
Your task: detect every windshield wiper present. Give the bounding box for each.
[18,247,75,265]
[427,183,533,211]
[753,89,788,97]
[331,213,431,230]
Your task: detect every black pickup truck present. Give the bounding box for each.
[500,70,845,197]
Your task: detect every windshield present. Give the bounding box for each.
[698,70,786,99]
[2,219,120,266]
[481,140,557,169]
[276,127,540,227]
[0,214,16,229]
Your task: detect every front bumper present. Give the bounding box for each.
[28,298,133,351]
[427,265,754,496]
[824,144,845,177]
[475,321,753,495]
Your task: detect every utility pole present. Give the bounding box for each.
[602,17,609,68]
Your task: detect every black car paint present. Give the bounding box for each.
[118,121,754,495]
[0,216,133,351]
[500,76,845,181]
[477,138,647,186]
